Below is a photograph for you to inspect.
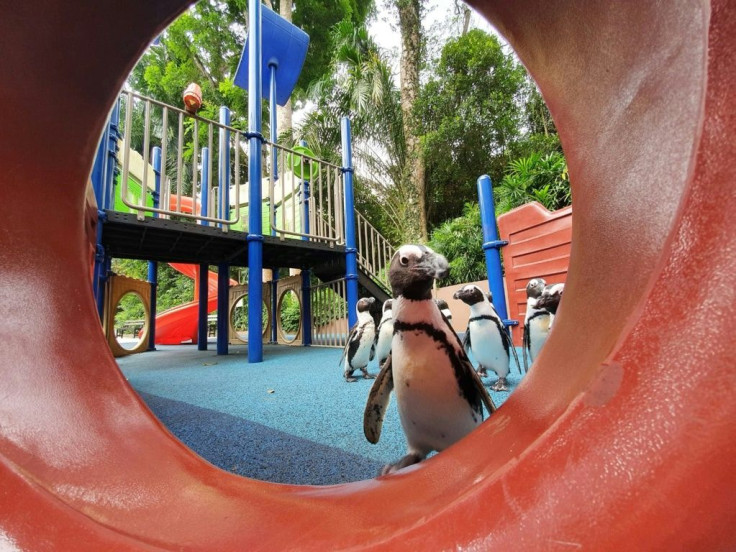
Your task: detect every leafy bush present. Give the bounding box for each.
[495,151,570,214]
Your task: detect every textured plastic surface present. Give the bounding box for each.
[233,5,309,106]
[497,201,572,345]
[0,0,734,550]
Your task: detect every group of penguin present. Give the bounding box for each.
[339,245,564,475]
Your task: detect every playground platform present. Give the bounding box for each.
[103,209,345,272]
[117,343,525,486]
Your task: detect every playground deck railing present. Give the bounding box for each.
[112,91,393,294]
[355,212,393,290]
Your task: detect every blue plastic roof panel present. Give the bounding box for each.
[234,6,310,106]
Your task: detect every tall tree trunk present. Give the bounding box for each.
[277,0,293,141]
[396,0,427,241]
[461,4,472,35]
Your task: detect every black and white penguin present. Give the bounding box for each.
[453,284,512,391]
[340,297,377,382]
[364,245,496,475]
[523,278,551,371]
[374,299,394,369]
[536,282,564,318]
[434,298,453,322]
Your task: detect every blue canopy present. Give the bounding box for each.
[233,6,310,106]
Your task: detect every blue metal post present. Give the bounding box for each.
[104,100,121,211]
[269,63,278,180]
[341,117,359,328]
[477,174,515,327]
[198,264,209,351]
[300,140,312,345]
[91,134,107,208]
[199,147,211,351]
[218,107,231,225]
[147,146,162,351]
[247,0,264,362]
[92,100,120,320]
[269,62,279,344]
[217,264,230,355]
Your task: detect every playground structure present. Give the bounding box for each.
[1,0,735,550]
[96,87,393,354]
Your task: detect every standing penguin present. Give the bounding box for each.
[374,299,394,369]
[523,278,551,371]
[364,245,496,474]
[434,298,453,322]
[340,297,377,382]
[453,285,513,391]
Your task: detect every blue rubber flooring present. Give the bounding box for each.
[118,343,526,485]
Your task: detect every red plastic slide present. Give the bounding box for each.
[0,1,734,550]
[154,263,220,345]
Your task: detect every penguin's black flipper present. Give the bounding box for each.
[522,323,530,373]
[440,315,496,416]
[501,326,522,375]
[465,355,497,415]
[462,325,471,358]
[364,354,394,444]
[339,323,361,368]
[369,340,376,362]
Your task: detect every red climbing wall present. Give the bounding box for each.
[498,202,572,345]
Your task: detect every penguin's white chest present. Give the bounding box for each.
[350,323,375,367]
[392,320,480,455]
[528,314,551,361]
[469,319,509,377]
[375,319,393,362]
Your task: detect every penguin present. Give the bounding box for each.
[453,284,513,391]
[339,297,377,382]
[364,245,496,475]
[374,299,394,369]
[523,278,552,371]
[434,298,453,322]
[536,283,564,318]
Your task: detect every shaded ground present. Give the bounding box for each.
[118,343,525,485]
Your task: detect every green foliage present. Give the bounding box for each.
[111,259,196,324]
[495,151,570,214]
[279,290,301,333]
[114,293,146,331]
[416,30,528,229]
[428,203,486,285]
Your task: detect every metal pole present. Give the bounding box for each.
[341,117,359,328]
[477,174,515,328]
[147,146,162,351]
[218,107,231,225]
[198,147,210,351]
[269,63,279,344]
[247,0,264,362]
[300,140,312,346]
[198,264,209,351]
[217,263,230,355]
[92,101,120,320]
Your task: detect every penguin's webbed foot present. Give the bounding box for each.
[344,371,358,383]
[379,453,424,476]
[477,366,488,378]
[490,377,508,392]
[362,371,376,379]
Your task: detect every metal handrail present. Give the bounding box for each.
[119,90,240,228]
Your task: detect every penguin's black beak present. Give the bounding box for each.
[424,251,449,281]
